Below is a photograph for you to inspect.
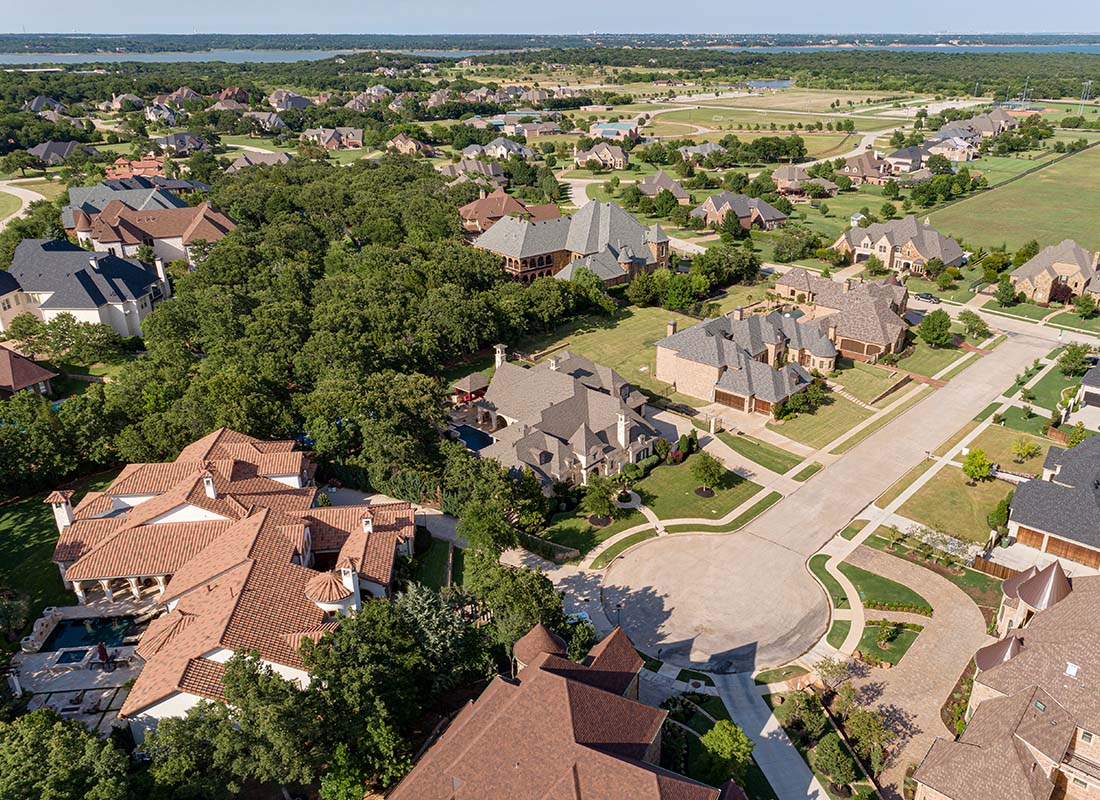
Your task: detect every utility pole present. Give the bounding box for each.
[1080,81,1094,116]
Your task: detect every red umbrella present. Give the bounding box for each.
[97,642,109,663]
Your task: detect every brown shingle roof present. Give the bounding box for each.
[88,200,235,247]
[390,630,723,800]
[514,622,567,664]
[0,346,57,393]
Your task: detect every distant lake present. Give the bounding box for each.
[715,44,1100,54]
[0,49,358,65]
[747,80,792,89]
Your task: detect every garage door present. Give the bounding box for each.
[714,390,746,411]
[1084,389,1100,407]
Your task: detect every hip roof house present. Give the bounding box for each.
[46,427,413,741]
[1010,239,1100,305]
[390,623,742,800]
[690,192,787,230]
[4,239,168,337]
[472,347,657,487]
[76,199,236,267]
[832,215,964,276]
[473,199,668,283]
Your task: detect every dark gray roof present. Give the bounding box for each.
[714,351,813,404]
[9,239,159,310]
[690,192,786,223]
[1081,365,1100,390]
[678,142,725,159]
[28,141,95,166]
[555,249,626,283]
[0,270,20,296]
[1012,437,1100,549]
[153,133,207,153]
[62,183,188,228]
[638,171,689,200]
[101,176,210,193]
[23,96,65,113]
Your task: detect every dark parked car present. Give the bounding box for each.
[915,292,941,304]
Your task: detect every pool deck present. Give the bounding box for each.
[9,595,156,736]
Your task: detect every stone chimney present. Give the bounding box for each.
[548,356,560,371]
[843,278,852,293]
[494,344,508,369]
[666,319,677,337]
[45,491,74,533]
[731,306,745,322]
[616,412,628,449]
[827,321,838,342]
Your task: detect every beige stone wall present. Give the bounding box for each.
[1069,727,1100,763]
[913,782,956,800]
[966,678,1006,720]
[655,347,717,401]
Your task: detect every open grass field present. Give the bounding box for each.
[898,466,1014,544]
[221,134,292,153]
[654,106,896,132]
[17,178,68,203]
[699,89,915,113]
[767,395,874,449]
[542,507,643,555]
[0,190,21,220]
[927,145,1100,251]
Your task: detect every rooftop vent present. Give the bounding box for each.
[1067,662,1080,678]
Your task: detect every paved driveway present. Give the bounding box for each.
[843,546,993,799]
[603,331,1052,671]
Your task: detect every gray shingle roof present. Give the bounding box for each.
[638,171,689,200]
[1011,239,1099,287]
[28,141,95,166]
[835,215,964,267]
[62,183,188,228]
[9,239,159,310]
[1012,437,1100,549]
[474,201,664,267]
[690,192,786,224]
[678,142,725,160]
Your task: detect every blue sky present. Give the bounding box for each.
[5,0,1098,35]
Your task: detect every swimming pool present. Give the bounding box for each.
[41,617,136,652]
[453,424,493,452]
[56,649,90,665]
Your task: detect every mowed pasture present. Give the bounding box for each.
[699,88,920,112]
[927,145,1100,251]
[653,106,898,131]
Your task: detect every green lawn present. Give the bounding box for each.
[897,466,1014,544]
[831,359,903,405]
[220,134,292,153]
[981,299,1054,321]
[590,529,657,569]
[543,507,643,555]
[837,561,933,610]
[1049,312,1100,334]
[808,554,848,609]
[0,190,21,220]
[677,668,716,687]
[0,471,119,626]
[18,178,68,203]
[665,490,782,534]
[767,396,874,449]
[864,529,1003,610]
[998,406,1054,437]
[1028,369,1079,411]
[792,462,823,482]
[413,537,451,590]
[876,460,935,508]
[829,385,930,456]
[714,430,802,474]
[896,337,966,378]
[827,620,852,649]
[927,146,1100,252]
[839,520,868,540]
[856,624,921,665]
[754,665,809,685]
[967,425,1051,473]
[635,459,762,521]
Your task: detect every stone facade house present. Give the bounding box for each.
[638,170,690,203]
[774,268,909,363]
[386,132,435,156]
[1008,437,1100,569]
[575,142,630,170]
[832,216,964,275]
[912,563,1100,800]
[771,165,838,199]
[301,127,363,150]
[839,152,892,186]
[1010,240,1100,304]
[473,348,657,487]
[77,199,236,267]
[656,308,834,414]
[473,200,668,283]
[390,624,739,800]
[690,192,787,230]
[463,137,536,161]
[438,159,506,187]
[47,428,413,741]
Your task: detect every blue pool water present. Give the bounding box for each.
[454,424,493,452]
[41,617,135,652]
[56,649,90,664]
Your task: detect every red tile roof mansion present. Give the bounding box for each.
[47,428,414,739]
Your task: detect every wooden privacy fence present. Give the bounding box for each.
[971,556,1020,580]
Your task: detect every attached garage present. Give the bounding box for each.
[1015,526,1046,551]
[714,390,747,412]
[1044,536,1100,569]
[1081,366,1100,406]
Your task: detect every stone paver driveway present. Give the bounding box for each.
[843,546,993,799]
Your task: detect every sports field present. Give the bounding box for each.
[927,145,1100,251]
